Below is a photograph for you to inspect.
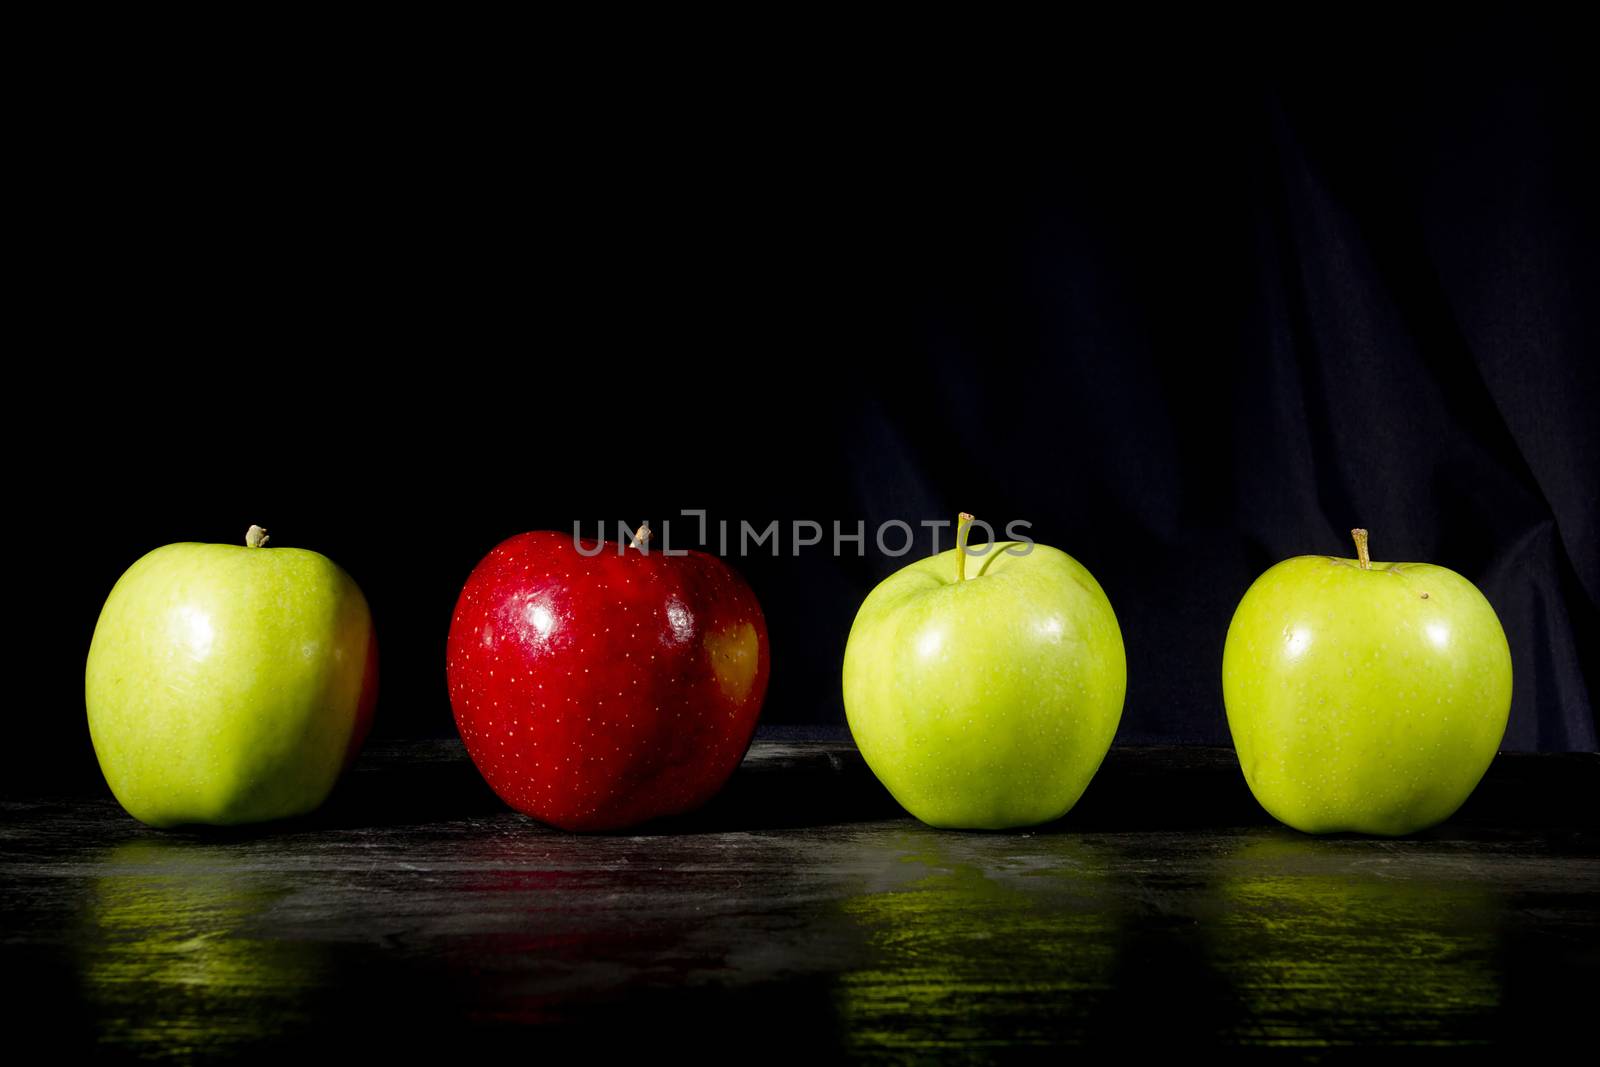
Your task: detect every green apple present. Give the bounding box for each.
[86,526,378,828]
[842,515,1127,829]
[1222,529,1511,836]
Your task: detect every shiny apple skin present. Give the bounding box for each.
[1222,554,1512,836]
[85,543,378,828]
[447,532,770,831]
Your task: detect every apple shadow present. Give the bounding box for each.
[622,739,906,835]
[1047,746,1270,834]
[1055,746,1599,839]
[295,737,906,835]
[302,740,506,831]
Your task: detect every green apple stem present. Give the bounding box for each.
[629,522,653,550]
[956,512,975,581]
[1351,528,1370,570]
[246,525,270,549]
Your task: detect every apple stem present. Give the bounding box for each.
[629,522,653,550]
[956,512,975,581]
[246,525,270,549]
[1351,528,1371,570]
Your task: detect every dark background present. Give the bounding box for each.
[20,17,1596,789]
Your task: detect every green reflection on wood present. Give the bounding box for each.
[78,839,328,1059]
[832,830,1123,1054]
[1206,833,1502,1047]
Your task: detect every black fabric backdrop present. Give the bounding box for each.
[19,20,1596,789]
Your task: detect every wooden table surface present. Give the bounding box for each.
[3,733,1595,1060]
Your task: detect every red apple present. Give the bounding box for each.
[446,526,770,830]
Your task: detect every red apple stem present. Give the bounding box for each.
[1351,528,1370,570]
[629,522,653,550]
[246,525,270,548]
[956,512,975,581]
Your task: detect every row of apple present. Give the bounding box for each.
[85,517,1512,836]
